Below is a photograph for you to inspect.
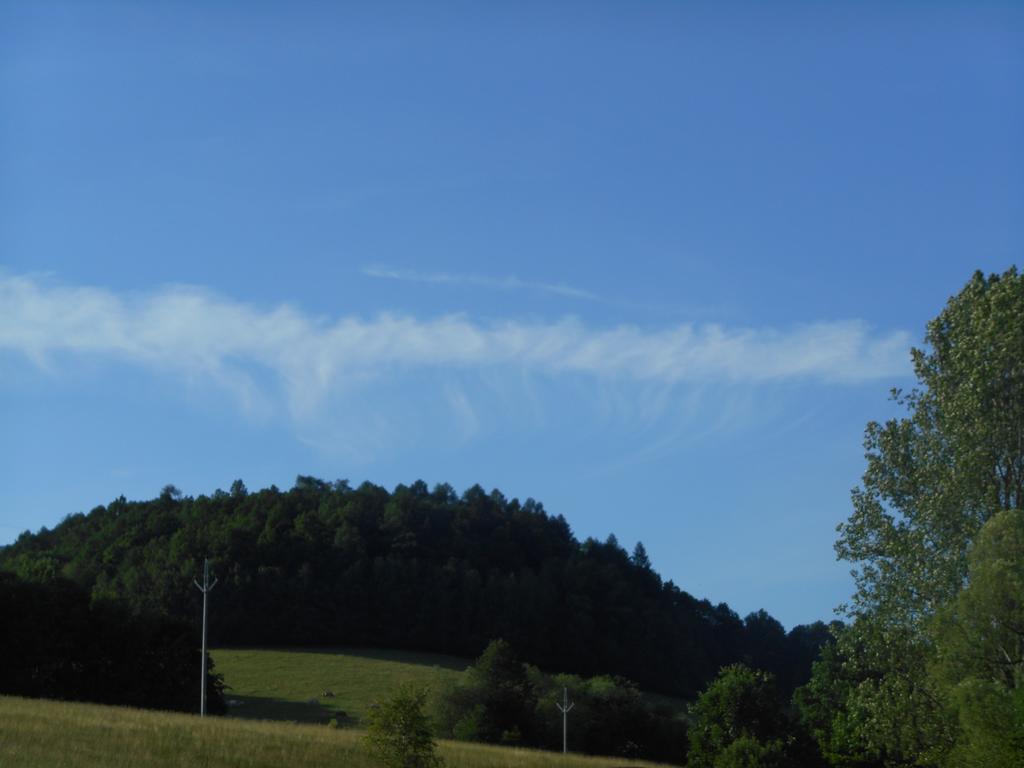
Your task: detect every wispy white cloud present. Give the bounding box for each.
[362,265,600,300]
[0,274,912,424]
[444,383,482,442]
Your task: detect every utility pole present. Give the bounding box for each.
[555,686,574,754]
[193,558,217,717]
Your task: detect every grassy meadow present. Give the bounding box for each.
[210,646,469,724]
[210,647,689,727]
[0,695,673,768]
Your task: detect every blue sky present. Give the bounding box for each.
[1,1,1021,629]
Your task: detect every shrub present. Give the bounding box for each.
[688,665,785,768]
[365,685,443,768]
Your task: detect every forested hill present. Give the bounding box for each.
[0,477,833,698]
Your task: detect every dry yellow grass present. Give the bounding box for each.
[0,696,672,768]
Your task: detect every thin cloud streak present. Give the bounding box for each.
[362,265,600,300]
[0,274,912,421]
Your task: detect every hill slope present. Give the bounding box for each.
[211,646,690,726]
[212,646,468,724]
[0,695,672,768]
[0,477,833,698]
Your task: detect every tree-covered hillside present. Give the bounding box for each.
[0,479,831,699]
[0,572,224,713]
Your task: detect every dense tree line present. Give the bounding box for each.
[0,479,829,701]
[0,572,224,713]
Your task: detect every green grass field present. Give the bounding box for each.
[210,647,689,727]
[210,646,470,724]
[0,695,672,768]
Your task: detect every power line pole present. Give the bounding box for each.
[555,686,574,754]
[193,558,217,717]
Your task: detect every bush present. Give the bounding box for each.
[365,685,444,768]
[713,736,786,768]
[688,665,785,768]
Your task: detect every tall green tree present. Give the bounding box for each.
[436,639,537,744]
[821,268,1024,765]
[929,509,1024,767]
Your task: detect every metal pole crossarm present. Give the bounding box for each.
[193,558,217,717]
[555,687,574,753]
